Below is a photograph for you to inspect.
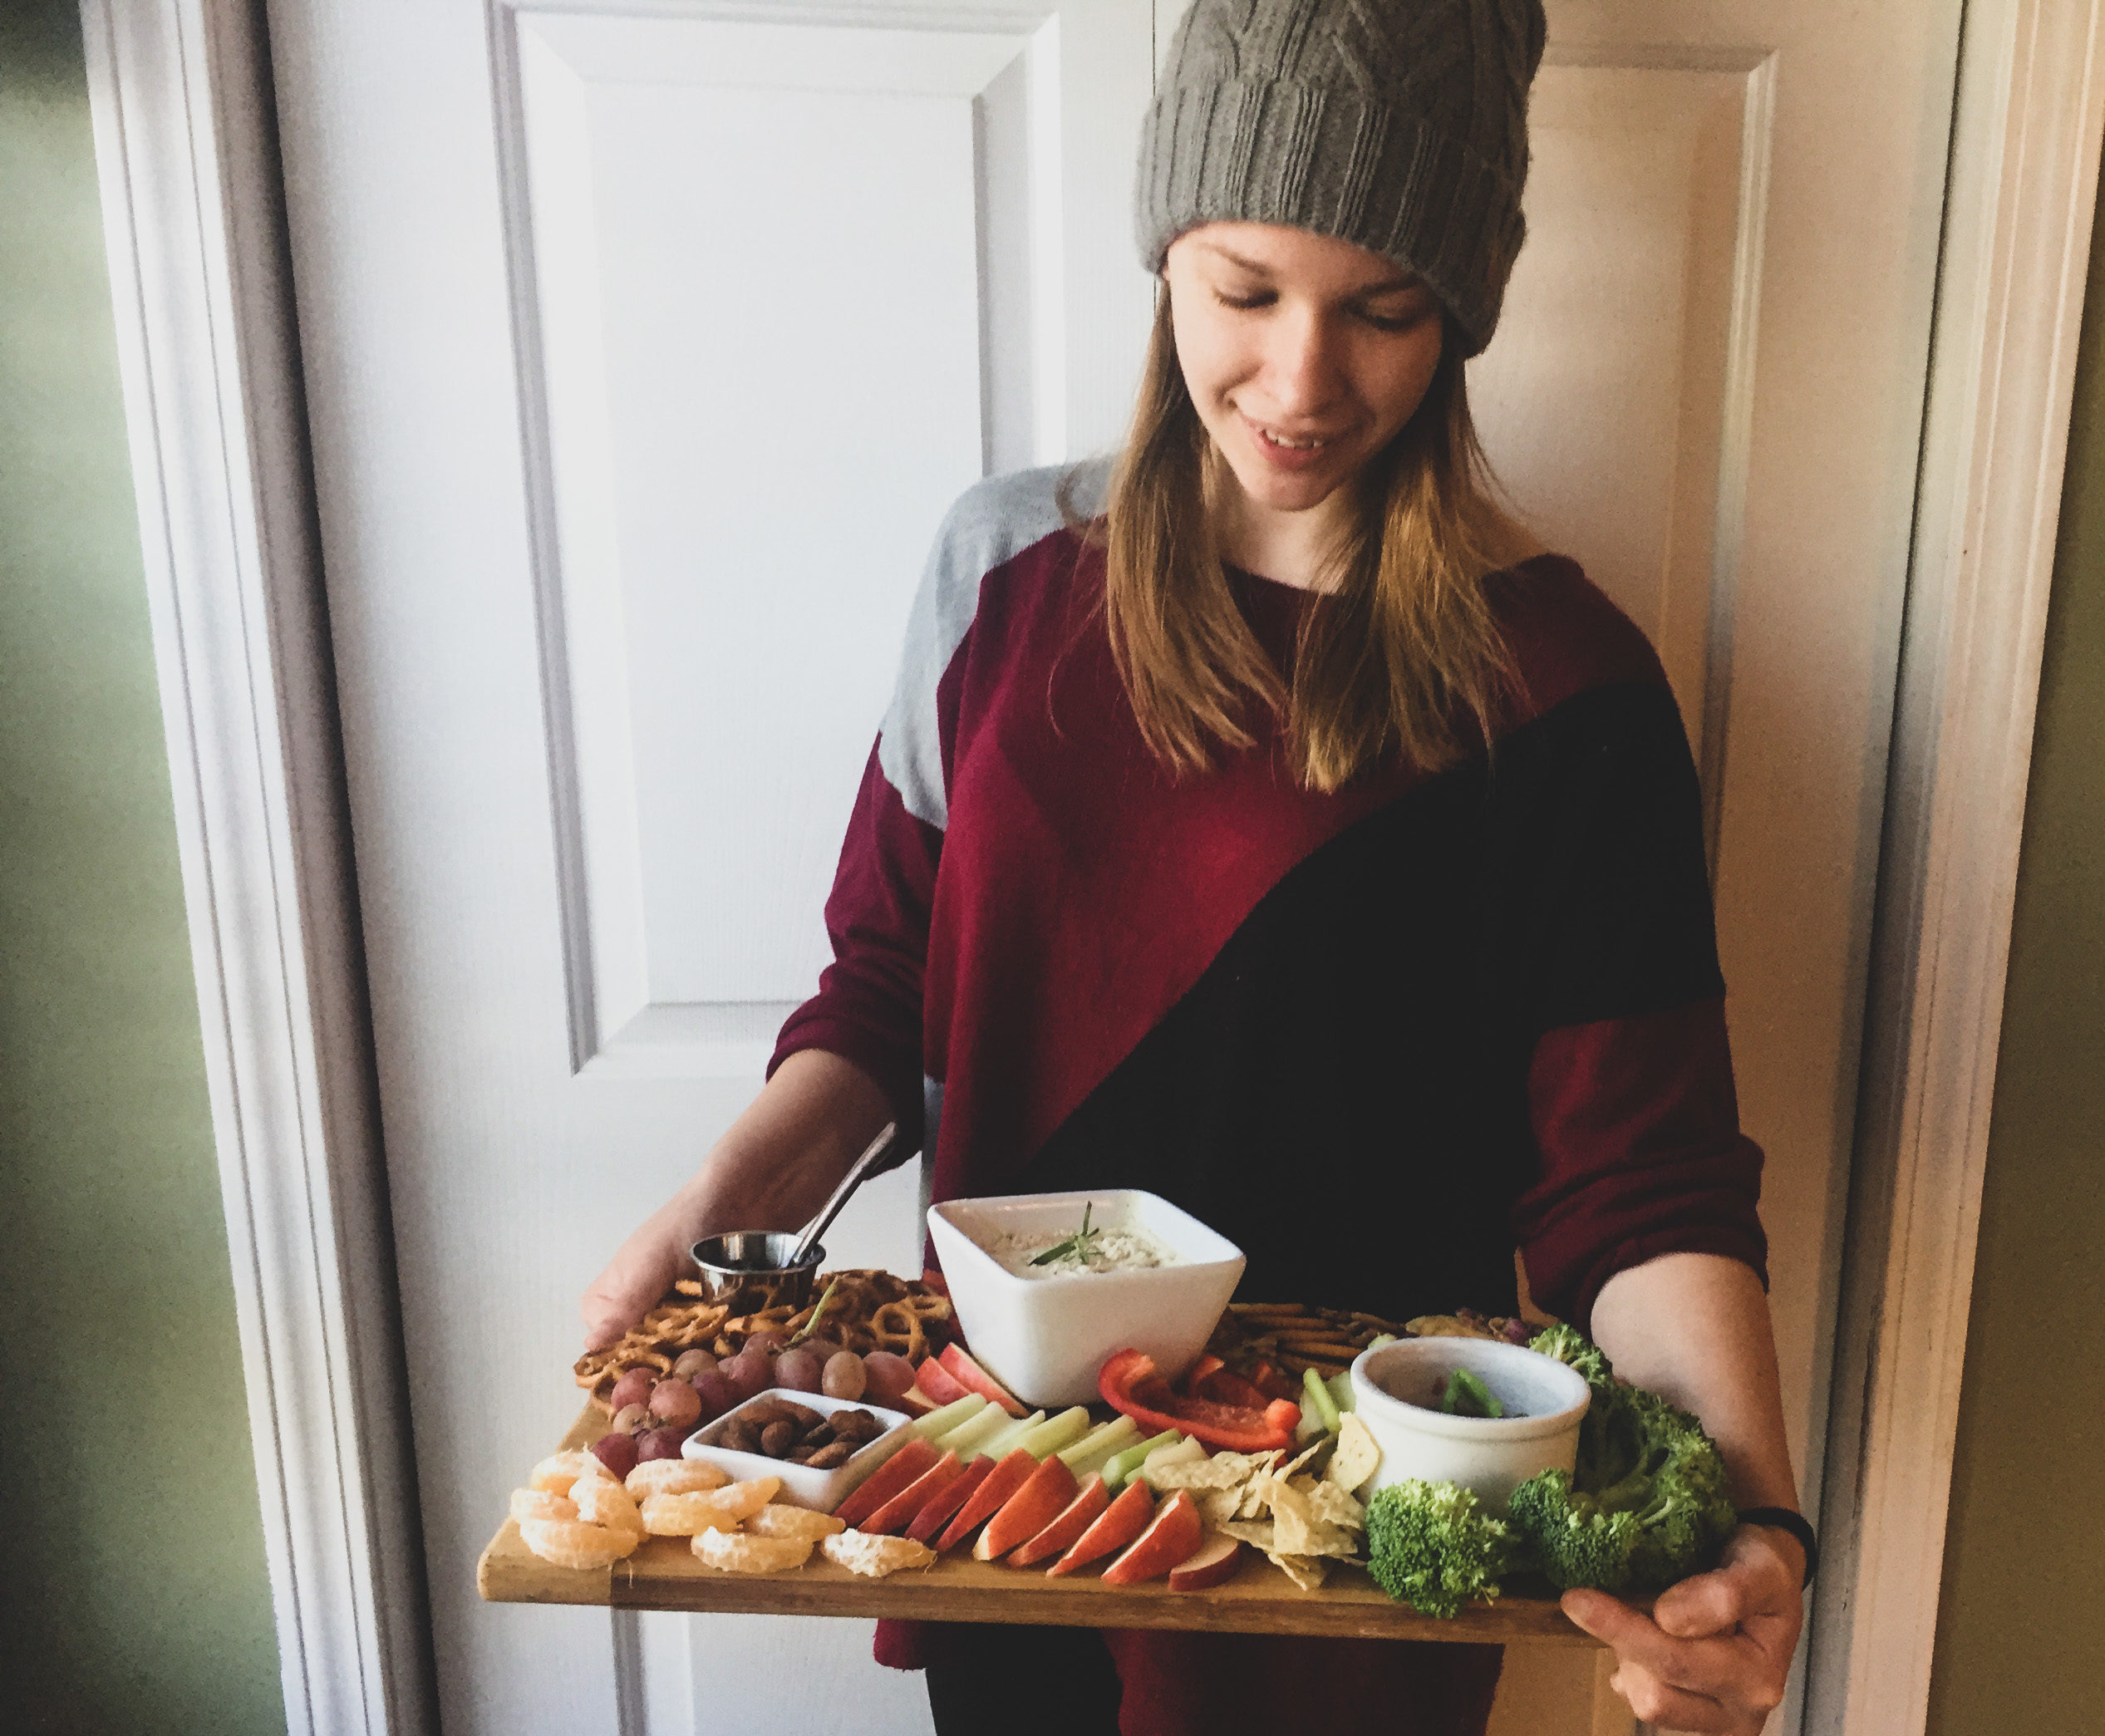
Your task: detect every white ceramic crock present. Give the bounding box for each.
[927,1189,1246,1409]
[1350,1337,1591,1512]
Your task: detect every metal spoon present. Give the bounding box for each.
[788,1121,898,1269]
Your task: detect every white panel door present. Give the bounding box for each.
[273,0,1960,1732]
[265,2,1150,1732]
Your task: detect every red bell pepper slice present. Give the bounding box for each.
[1184,1355,1275,1412]
[1098,1349,1301,1453]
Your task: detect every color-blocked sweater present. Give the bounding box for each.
[771,460,1766,1335]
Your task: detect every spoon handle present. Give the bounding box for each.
[789,1122,898,1268]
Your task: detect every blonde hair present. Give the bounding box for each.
[1099,291,1527,792]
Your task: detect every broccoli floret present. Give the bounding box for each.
[1528,1321,1612,1392]
[1508,1369,1739,1594]
[1366,1479,1517,1618]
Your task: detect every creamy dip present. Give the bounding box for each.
[977,1220,1181,1279]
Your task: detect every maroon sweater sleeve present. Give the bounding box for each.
[768,741,938,1152]
[1514,999,1767,1331]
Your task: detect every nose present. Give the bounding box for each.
[1262,302,1342,417]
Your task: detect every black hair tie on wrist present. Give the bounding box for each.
[1737,1507,1817,1586]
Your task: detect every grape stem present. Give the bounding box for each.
[787,1277,841,1349]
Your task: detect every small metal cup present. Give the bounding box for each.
[688,1230,824,1315]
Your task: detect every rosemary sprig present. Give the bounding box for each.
[1030,1202,1102,1268]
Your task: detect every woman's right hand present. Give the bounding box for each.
[578,1049,898,1350]
[580,1188,707,1350]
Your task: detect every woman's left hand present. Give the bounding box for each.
[1560,1522,1804,1734]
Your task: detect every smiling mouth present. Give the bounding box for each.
[1244,416,1336,453]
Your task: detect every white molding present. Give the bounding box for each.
[1806,3,2105,1734]
[79,3,433,1734]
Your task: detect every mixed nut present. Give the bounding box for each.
[708,1397,888,1468]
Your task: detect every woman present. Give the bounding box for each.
[583,1,1809,1730]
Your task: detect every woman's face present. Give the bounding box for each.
[1163,222,1446,522]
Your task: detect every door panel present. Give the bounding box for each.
[273,0,1960,1731]
[510,9,1139,1082]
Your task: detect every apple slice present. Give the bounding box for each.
[1008,1474,1110,1567]
[892,1380,943,1418]
[936,1343,1027,1417]
[936,1447,1038,1552]
[972,1455,1080,1561]
[864,1448,964,1536]
[1101,1489,1203,1586]
[1046,1476,1157,1576]
[1168,1533,1245,1591]
[907,1454,993,1544]
[912,1355,971,1408]
[832,1435,939,1529]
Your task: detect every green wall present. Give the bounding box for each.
[0,2,286,1731]
[1925,173,2105,1733]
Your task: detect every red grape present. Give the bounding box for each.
[723,1347,773,1403]
[821,1351,867,1400]
[862,1351,915,1405]
[635,1425,686,1463]
[775,1348,824,1394]
[608,1367,656,1414]
[743,1331,785,1358]
[648,1378,701,1429]
[672,1348,719,1379]
[609,1402,651,1435]
[591,1431,640,1480]
[691,1369,736,1421]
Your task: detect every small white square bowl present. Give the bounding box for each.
[681,1388,913,1512]
[927,1189,1246,1409]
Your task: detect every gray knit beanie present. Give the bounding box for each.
[1136,0,1547,357]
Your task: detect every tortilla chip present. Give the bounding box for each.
[1279,1441,1325,1481]
[1306,1480,1365,1531]
[1217,1520,1277,1551]
[1327,1414,1380,1493]
[1266,1551,1331,1591]
[1270,1479,1353,1557]
[1148,1458,1252,1492]
[1237,1479,1272,1520]
[1405,1314,1500,1340]
[1199,1488,1245,1529]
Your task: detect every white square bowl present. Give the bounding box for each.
[681,1388,913,1512]
[927,1189,1246,1409]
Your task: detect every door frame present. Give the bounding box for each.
[80,2,2105,1733]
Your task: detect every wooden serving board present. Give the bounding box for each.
[476,1408,1599,1648]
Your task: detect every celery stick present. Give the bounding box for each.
[972,1409,1046,1462]
[1017,1406,1092,1458]
[908,1394,986,1440]
[1102,1429,1180,1489]
[1325,1370,1356,1414]
[1060,1415,1140,1478]
[932,1402,1013,1460]
[1302,1366,1340,1434]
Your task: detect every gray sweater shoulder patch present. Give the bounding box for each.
[878,459,1114,829]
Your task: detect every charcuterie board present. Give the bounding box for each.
[476,1407,1599,1647]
